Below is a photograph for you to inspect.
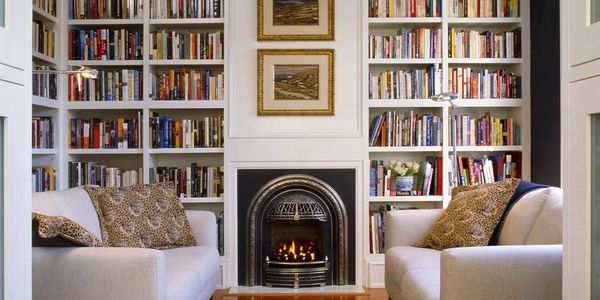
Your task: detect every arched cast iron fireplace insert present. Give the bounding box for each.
[245,174,348,288]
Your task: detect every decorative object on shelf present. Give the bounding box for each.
[32,65,98,79]
[257,0,334,41]
[389,160,419,196]
[257,49,334,115]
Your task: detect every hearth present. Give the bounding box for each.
[237,169,355,287]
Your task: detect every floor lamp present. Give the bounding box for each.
[431,92,459,188]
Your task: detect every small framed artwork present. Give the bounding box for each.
[257,49,334,116]
[257,0,334,41]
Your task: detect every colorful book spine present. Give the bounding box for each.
[448,0,520,18]
[33,21,55,58]
[450,152,520,187]
[68,69,143,101]
[68,29,143,60]
[32,117,54,149]
[69,0,143,19]
[69,112,142,149]
[449,27,521,59]
[369,28,442,59]
[32,166,56,192]
[34,0,57,17]
[149,30,224,60]
[150,164,224,198]
[448,67,521,99]
[451,112,520,146]
[33,64,58,99]
[369,64,442,99]
[368,0,442,17]
[150,113,224,148]
[150,69,224,101]
[368,111,442,147]
[68,161,142,188]
[150,0,224,19]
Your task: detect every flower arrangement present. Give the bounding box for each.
[388,160,420,177]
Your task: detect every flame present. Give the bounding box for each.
[272,239,319,262]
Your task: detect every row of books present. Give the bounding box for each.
[33,64,58,100]
[68,161,143,188]
[368,0,442,18]
[449,28,521,59]
[68,69,143,101]
[150,164,224,198]
[33,21,55,58]
[450,153,519,187]
[149,30,223,60]
[448,67,521,99]
[369,111,442,147]
[69,0,143,19]
[150,113,223,148]
[451,113,520,146]
[150,69,224,101]
[369,206,418,254]
[369,65,442,99]
[68,29,143,61]
[32,166,56,193]
[368,28,442,59]
[149,0,224,19]
[448,0,519,18]
[34,0,57,17]
[69,113,142,149]
[370,158,443,197]
[32,117,54,149]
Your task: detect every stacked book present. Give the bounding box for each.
[369,206,418,254]
[150,69,224,101]
[68,161,142,188]
[449,27,521,59]
[150,113,223,148]
[32,166,56,192]
[69,113,142,149]
[33,21,55,58]
[150,164,224,198]
[369,158,443,197]
[68,29,143,60]
[448,0,519,18]
[33,64,58,99]
[69,0,143,19]
[150,0,224,19]
[34,0,57,17]
[369,28,442,59]
[369,111,442,147]
[68,69,143,101]
[451,153,520,187]
[368,0,441,17]
[149,30,223,60]
[369,65,442,99]
[451,112,520,146]
[32,117,54,149]
[448,67,521,98]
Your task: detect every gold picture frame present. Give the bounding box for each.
[257,0,334,41]
[257,49,334,116]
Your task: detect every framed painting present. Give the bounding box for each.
[257,49,334,116]
[257,0,334,41]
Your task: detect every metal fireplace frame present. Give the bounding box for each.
[245,174,348,286]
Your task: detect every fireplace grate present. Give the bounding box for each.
[263,258,330,288]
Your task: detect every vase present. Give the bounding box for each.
[395,176,414,196]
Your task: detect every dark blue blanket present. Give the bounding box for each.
[488,180,547,245]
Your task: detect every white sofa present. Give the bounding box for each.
[32,187,220,300]
[385,187,563,300]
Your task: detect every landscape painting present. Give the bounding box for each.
[273,64,319,101]
[272,0,319,26]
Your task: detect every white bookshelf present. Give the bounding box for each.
[362,0,530,287]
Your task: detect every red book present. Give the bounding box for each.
[436,157,443,195]
[410,0,416,17]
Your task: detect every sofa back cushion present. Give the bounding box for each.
[32,187,102,240]
[498,187,563,245]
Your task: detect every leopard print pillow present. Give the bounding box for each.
[84,182,196,249]
[414,178,521,250]
[32,212,102,247]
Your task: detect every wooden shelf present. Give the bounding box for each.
[455,145,523,152]
[368,99,444,108]
[68,60,144,66]
[68,149,143,155]
[149,59,225,66]
[149,148,225,154]
[369,146,443,153]
[33,51,57,65]
[33,6,58,23]
[68,19,144,26]
[368,58,442,65]
[149,18,225,25]
[180,197,224,204]
[32,96,60,109]
[369,195,443,202]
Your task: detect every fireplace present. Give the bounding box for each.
[237,169,356,287]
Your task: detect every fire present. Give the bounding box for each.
[273,239,319,262]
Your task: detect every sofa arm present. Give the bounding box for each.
[185,210,217,248]
[33,247,166,300]
[384,209,443,249]
[440,245,562,300]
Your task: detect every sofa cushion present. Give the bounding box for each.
[498,188,556,245]
[32,187,102,240]
[414,178,520,250]
[85,182,196,249]
[401,268,440,300]
[385,246,440,288]
[32,212,102,247]
[163,246,219,300]
[525,187,563,245]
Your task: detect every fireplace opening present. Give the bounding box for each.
[270,221,323,262]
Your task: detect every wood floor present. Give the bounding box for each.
[212,288,388,300]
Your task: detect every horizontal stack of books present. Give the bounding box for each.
[150,0,224,19]
[68,161,142,188]
[451,153,520,187]
[149,30,223,60]
[451,112,520,146]
[68,29,143,60]
[449,28,521,59]
[150,164,224,198]
[69,69,143,101]
[448,0,519,18]
[32,166,56,192]
[32,116,54,149]
[369,28,442,59]
[369,111,442,147]
[369,65,442,99]
[368,0,442,18]
[150,113,223,148]
[33,64,57,99]
[448,67,521,98]
[69,0,143,19]
[150,69,224,100]
[69,113,142,149]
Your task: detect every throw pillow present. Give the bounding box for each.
[32,212,102,247]
[84,182,197,249]
[414,178,520,250]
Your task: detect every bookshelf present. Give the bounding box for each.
[363,0,530,287]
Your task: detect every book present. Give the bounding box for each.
[368,206,418,254]
[368,111,442,147]
[448,67,521,99]
[150,0,224,19]
[69,0,143,19]
[69,69,143,101]
[33,21,55,58]
[150,69,224,101]
[450,112,520,146]
[448,0,519,18]
[150,30,223,60]
[369,64,442,99]
[32,166,56,192]
[150,113,224,148]
[69,113,141,149]
[368,0,441,17]
[369,28,442,59]
[32,117,54,149]
[68,161,142,188]
[450,152,521,187]
[449,27,522,59]
[69,29,143,61]
[370,159,442,196]
[34,0,57,17]
[151,164,224,198]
